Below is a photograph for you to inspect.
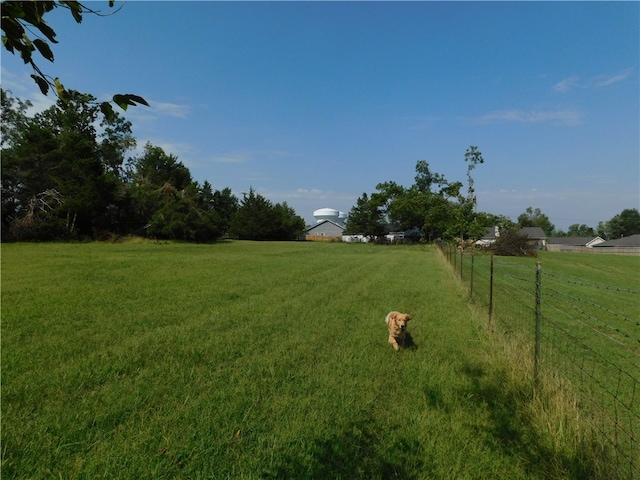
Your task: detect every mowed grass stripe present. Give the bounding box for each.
[1,241,601,479]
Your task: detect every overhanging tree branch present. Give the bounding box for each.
[1,0,148,120]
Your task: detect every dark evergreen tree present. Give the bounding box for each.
[212,187,239,235]
[343,192,387,240]
[1,90,134,240]
[229,188,303,241]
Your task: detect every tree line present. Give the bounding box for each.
[344,147,492,242]
[3,89,637,244]
[1,89,306,242]
[344,149,640,242]
[515,206,640,240]
[3,3,638,245]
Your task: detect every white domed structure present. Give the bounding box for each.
[313,208,340,223]
[313,208,348,226]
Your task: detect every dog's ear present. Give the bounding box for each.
[406,315,412,322]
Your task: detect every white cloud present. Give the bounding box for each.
[124,99,191,124]
[1,67,193,124]
[1,67,57,114]
[149,101,191,119]
[406,115,441,131]
[552,76,580,93]
[478,109,584,126]
[269,188,355,202]
[155,141,196,157]
[593,69,633,88]
[209,152,250,164]
[552,69,633,92]
[131,139,197,162]
[294,188,325,197]
[207,150,291,165]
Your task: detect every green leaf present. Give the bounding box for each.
[31,74,50,95]
[32,20,58,44]
[60,1,83,23]
[112,94,130,111]
[124,94,149,107]
[112,94,149,111]
[2,36,14,53]
[100,102,116,122]
[54,78,67,100]
[2,18,26,45]
[33,39,54,62]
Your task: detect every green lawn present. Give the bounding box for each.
[450,247,640,479]
[1,241,618,479]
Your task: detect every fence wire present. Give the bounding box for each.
[438,241,639,479]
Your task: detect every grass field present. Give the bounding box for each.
[0,241,628,479]
[447,246,640,479]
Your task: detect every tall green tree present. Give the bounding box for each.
[597,208,640,239]
[343,192,387,240]
[229,188,304,241]
[464,145,484,205]
[345,148,487,242]
[386,187,427,233]
[565,224,596,237]
[409,152,484,240]
[475,212,516,232]
[1,88,32,148]
[272,202,306,241]
[212,187,239,235]
[459,146,486,240]
[1,89,304,243]
[517,207,555,236]
[126,143,224,242]
[1,90,135,239]
[145,182,222,242]
[129,142,192,191]
[414,160,450,195]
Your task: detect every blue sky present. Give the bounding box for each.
[2,1,638,230]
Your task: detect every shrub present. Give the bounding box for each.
[490,229,537,257]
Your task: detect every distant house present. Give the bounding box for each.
[304,219,345,241]
[519,227,547,250]
[475,226,500,247]
[386,226,424,243]
[342,234,369,243]
[592,234,640,248]
[547,236,605,248]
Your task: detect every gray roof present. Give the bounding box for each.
[304,219,345,234]
[519,227,547,239]
[593,234,640,247]
[480,226,498,239]
[547,236,600,246]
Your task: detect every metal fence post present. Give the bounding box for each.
[489,255,494,332]
[470,250,475,299]
[454,245,457,271]
[460,249,464,281]
[534,261,542,391]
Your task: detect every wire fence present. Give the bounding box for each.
[437,241,640,479]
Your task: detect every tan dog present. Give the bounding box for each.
[386,311,412,350]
